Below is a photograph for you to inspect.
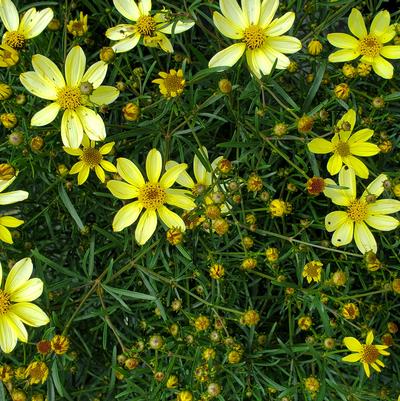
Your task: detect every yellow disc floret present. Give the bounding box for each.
[359,35,382,57]
[138,183,166,209]
[243,25,266,50]
[57,86,82,110]
[3,31,26,49]
[361,344,380,364]
[136,15,157,36]
[347,199,368,222]
[335,141,351,157]
[81,148,103,168]
[0,290,10,315]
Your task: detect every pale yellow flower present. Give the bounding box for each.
[20,46,119,148]
[0,175,28,244]
[0,258,49,353]
[324,166,400,254]
[327,9,400,79]
[106,0,195,53]
[67,11,89,37]
[107,149,196,245]
[153,69,185,98]
[0,0,53,49]
[209,0,301,78]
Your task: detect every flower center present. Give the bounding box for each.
[81,148,102,168]
[136,15,157,36]
[347,199,368,222]
[243,25,266,50]
[304,264,320,279]
[0,290,10,315]
[359,35,382,58]
[361,344,380,364]
[139,183,166,210]
[192,183,207,196]
[57,86,82,110]
[335,141,350,157]
[3,31,26,49]
[163,75,184,95]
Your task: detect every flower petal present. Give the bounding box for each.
[106,24,136,40]
[193,147,209,185]
[366,331,374,345]
[159,163,188,189]
[327,153,343,176]
[90,86,119,105]
[368,199,400,215]
[158,20,195,34]
[259,0,279,28]
[347,128,373,144]
[77,165,90,185]
[332,219,354,247]
[362,174,387,199]
[138,0,151,15]
[75,107,106,142]
[380,45,400,59]
[165,190,196,210]
[208,43,246,69]
[0,190,28,205]
[354,221,377,254]
[242,0,260,25]
[21,7,53,38]
[327,33,359,49]
[61,109,83,148]
[0,0,19,31]
[342,353,362,362]
[32,54,65,88]
[31,102,60,126]
[113,0,140,21]
[342,155,369,179]
[107,180,139,199]
[308,138,333,154]
[265,36,302,54]
[370,10,390,37]
[263,45,290,69]
[213,11,243,39]
[348,8,367,39]
[157,205,186,230]
[337,109,356,134]
[365,215,399,231]
[4,313,27,342]
[348,142,380,157]
[9,302,49,327]
[111,33,141,53]
[0,216,23,228]
[324,179,352,206]
[372,55,393,79]
[135,209,158,245]
[338,166,356,199]
[5,258,33,294]
[65,46,86,87]
[100,160,117,172]
[112,201,143,231]
[325,211,349,232]
[0,316,18,353]
[146,149,162,183]
[328,49,360,63]
[69,161,84,175]
[9,278,43,302]
[344,336,363,352]
[116,158,145,187]
[81,61,108,89]
[264,12,295,37]
[380,26,396,43]
[220,0,248,29]
[19,71,58,100]
[0,226,13,244]
[165,161,195,188]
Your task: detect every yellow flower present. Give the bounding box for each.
[0,258,49,353]
[324,166,400,254]
[20,46,119,148]
[105,0,194,53]
[0,0,53,49]
[67,11,88,37]
[342,330,390,377]
[302,260,323,283]
[63,136,117,185]
[327,8,400,79]
[342,303,359,320]
[153,69,185,98]
[308,109,380,178]
[25,361,49,385]
[107,149,196,245]
[208,0,301,78]
[50,334,70,355]
[0,43,19,67]
[0,175,28,244]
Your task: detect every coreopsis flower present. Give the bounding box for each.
[0,0,53,49]
[20,46,119,148]
[107,149,196,245]
[105,0,195,53]
[327,9,400,79]
[0,175,28,244]
[67,11,88,37]
[63,136,117,185]
[324,166,400,254]
[0,258,49,353]
[208,0,301,78]
[50,335,70,355]
[153,69,185,98]
[302,260,323,283]
[342,330,390,377]
[25,361,49,384]
[308,109,380,178]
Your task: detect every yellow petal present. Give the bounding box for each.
[5,258,33,294]
[65,46,86,86]
[323,179,352,207]
[209,43,246,69]
[61,109,83,148]
[77,165,90,185]
[338,166,356,200]
[264,12,295,36]
[0,316,18,353]
[368,199,400,215]
[63,147,83,157]
[328,49,360,63]
[362,174,387,199]
[146,149,162,183]
[99,142,115,155]
[76,107,106,142]
[94,165,105,183]
[107,180,139,199]
[347,128,373,144]
[354,221,377,254]
[308,138,333,154]
[31,102,60,126]
[9,302,49,327]
[0,0,19,31]
[372,55,393,79]
[112,33,141,53]
[9,278,43,302]
[242,0,260,25]
[370,10,390,37]
[135,209,158,245]
[32,54,65,88]
[0,190,29,205]
[159,163,188,189]
[69,161,85,175]
[342,155,369,179]
[220,0,248,29]
[342,353,362,362]
[81,61,108,89]
[100,160,117,173]
[259,0,279,28]
[165,161,195,188]
[0,216,24,227]
[157,205,186,231]
[325,211,349,232]
[332,219,354,247]
[337,109,356,133]
[349,142,380,157]
[106,24,136,40]
[380,45,400,59]
[266,36,302,54]
[213,11,243,39]
[113,0,140,21]
[366,331,374,345]
[20,7,53,39]
[363,363,371,378]
[20,71,58,100]
[165,190,196,210]
[116,158,145,188]
[112,201,143,232]
[0,226,13,244]
[327,153,343,176]
[4,313,27,342]
[138,0,151,15]
[158,20,195,35]
[348,8,367,39]
[327,33,359,49]
[343,336,363,352]
[365,215,399,231]
[90,86,119,105]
